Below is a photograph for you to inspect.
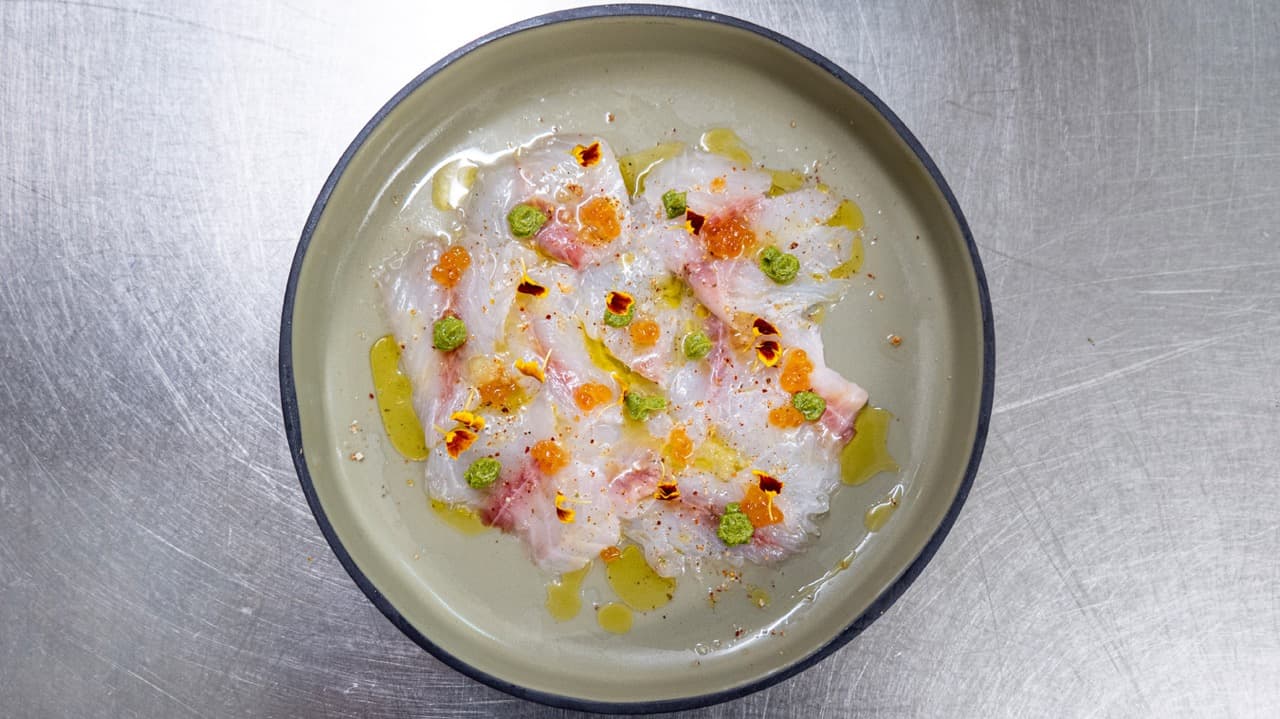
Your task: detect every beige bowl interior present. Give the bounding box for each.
[285,10,990,709]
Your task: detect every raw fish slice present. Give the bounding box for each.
[464,134,630,269]
[378,241,464,434]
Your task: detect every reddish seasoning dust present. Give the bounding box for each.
[573,382,613,411]
[701,212,756,259]
[629,319,660,346]
[531,439,569,475]
[779,348,814,393]
[430,245,471,287]
[768,405,804,428]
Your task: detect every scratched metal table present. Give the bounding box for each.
[3,0,1278,716]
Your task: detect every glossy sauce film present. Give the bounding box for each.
[367,129,900,634]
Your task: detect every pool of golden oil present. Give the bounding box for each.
[430,158,478,211]
[605,546,676,611]
[596,603,633,634]
[617,142,685,196]
[826,199,866,279]
[699,128,752,165]
[864,484,904,532]
[840,407,898,486]
[369,335,429,460]
[545,563,592,622]
[429,499,489,535]
[746,585,771,609]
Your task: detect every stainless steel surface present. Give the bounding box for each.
[2,0,1276,716]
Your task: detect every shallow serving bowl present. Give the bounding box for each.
[280,4,993,712]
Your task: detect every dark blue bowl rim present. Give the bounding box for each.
[279,4,995,714]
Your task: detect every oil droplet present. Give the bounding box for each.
[431,158,478,211]
[840,407,898,486]
[689,427,750,481]
[430,499,489,535]
[617,142,684,196]
[693,643,710,656]
[545,563,592,622]
[827,199,865,279]
[605,546,676,611]
[746,586,771,608]
[864,484,904,532]
[597,602,633,634]
[766,169,805,197]
[700,128,752,166]
[370,335,428,460]
[581,326,660,395]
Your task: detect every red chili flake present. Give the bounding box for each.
[685,210,706,235]
[605,290,634,314]
[751,317,780,337]
[654,481,681,501]
[572,142,602,167]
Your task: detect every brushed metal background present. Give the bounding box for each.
[2,1,1277,716]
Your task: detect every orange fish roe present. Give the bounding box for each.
[531,439,570,475]
[665,427,694,462]
[779,348,814,393]
[740,484,784,527]
[430,245,472,287]
[710,176,727,193]
[628,319,661,346]
[573,382,613,411]
[478,374,522,409]
[600,546,622,563]
[579,195,622,245]
[768,405,805,428]
[654,481,681,501]
[701,211,756,259]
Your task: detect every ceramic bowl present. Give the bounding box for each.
[281,4,994,712]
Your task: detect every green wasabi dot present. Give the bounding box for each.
[432,316,467,352]
[791,391,826,421]
[661,190,687,219]
[759,245,800,284]
[717,503,754,546]
[682,331,712,360]
[623,391,667,421]
[464,457,502,489]
[603,304,635,328]
[507,203,548,238]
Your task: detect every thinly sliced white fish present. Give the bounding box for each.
[380,136,875,577]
